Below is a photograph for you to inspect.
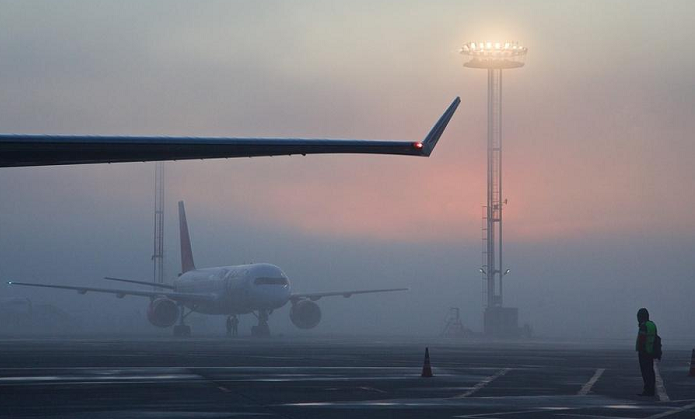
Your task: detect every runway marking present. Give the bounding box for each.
[0,366,415,370]
[577,368,605,396]
[358,386,387,394]
[555,414,639,419]
[452,368,510,399]
[454,408,574,417]
[192,370,298,419]
[653,362,669,402]
[645,401,695,419]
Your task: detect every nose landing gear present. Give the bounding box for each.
[173,324,191,337]
[251,310,270,337]
[173,303,192,337]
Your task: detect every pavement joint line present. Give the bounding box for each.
[577,368,606,396]
[454,407,577,418]
[644,401,695,419]
[452,368,511,399]
[654,362,670,402]
[188,368,298,419]
[554,414,640,419]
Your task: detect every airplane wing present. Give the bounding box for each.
[6,281,215,304]
[0,97,460,167]
[290,287,408,302]
[104,276,176,290]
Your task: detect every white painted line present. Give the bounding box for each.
[358,386,386,394]
[654,361,670,402]
[577,368,605,396]
[452,368,510,399]
[455,408,574,418]
[646,401,695,419]
[555,414,639,419]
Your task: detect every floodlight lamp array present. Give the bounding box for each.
[460,41,527,56]
[460,41,527,69]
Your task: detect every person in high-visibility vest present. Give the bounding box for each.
[636,308,657,396]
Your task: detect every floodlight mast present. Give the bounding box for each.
[461,41,526,334]
[152,161,164,286]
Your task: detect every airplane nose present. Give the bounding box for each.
[251,281,290,309]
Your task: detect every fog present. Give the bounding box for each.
[1,1,694,344]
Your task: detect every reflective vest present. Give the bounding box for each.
[636,320,657,354]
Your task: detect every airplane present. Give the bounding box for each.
[3,97,460,336]
[8,201,409,337]
[0,97,460,167]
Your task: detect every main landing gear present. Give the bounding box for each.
[173,303,192,337]
[251,310,270,337]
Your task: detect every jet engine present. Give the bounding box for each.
[289,299,321,329]
[147,298,179,328]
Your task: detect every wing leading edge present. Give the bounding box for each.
[290,287,409,302]
[6,281,215,304]
[9,281,408,304]
[0,97,460,167]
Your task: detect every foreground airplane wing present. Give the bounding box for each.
[290,287,408,302]
[0,97,460,167]
[6,281,215,304]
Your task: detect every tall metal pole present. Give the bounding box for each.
[498,70,503,306]
[461,41,526,336]
[486,68,504,309]
[153,162,165,284]
[486,69,495,309]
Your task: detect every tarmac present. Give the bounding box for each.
[1,336,694,418]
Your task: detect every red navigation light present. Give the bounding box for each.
[413,142,424,149]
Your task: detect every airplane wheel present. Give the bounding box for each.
[251,324,270,337]
[173,325,191,337]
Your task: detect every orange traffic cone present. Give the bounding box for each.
[421,347,433,378]
[689,349,695,377]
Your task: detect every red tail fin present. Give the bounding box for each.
[178,201,196,273]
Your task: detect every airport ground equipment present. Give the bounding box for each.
[460,42,527,337]
[0,98,459,167]
[441,307,467,338]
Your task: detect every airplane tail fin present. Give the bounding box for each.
[178,201,196,273]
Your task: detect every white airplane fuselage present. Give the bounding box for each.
[175,263,291,315]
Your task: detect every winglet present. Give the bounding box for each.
[420,96,460,156]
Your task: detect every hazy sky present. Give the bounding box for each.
[1,1,694,341]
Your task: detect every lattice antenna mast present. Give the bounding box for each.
[152,162,165,284]
[461,41,527,310]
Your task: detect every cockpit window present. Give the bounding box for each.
[254,277,288,286]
